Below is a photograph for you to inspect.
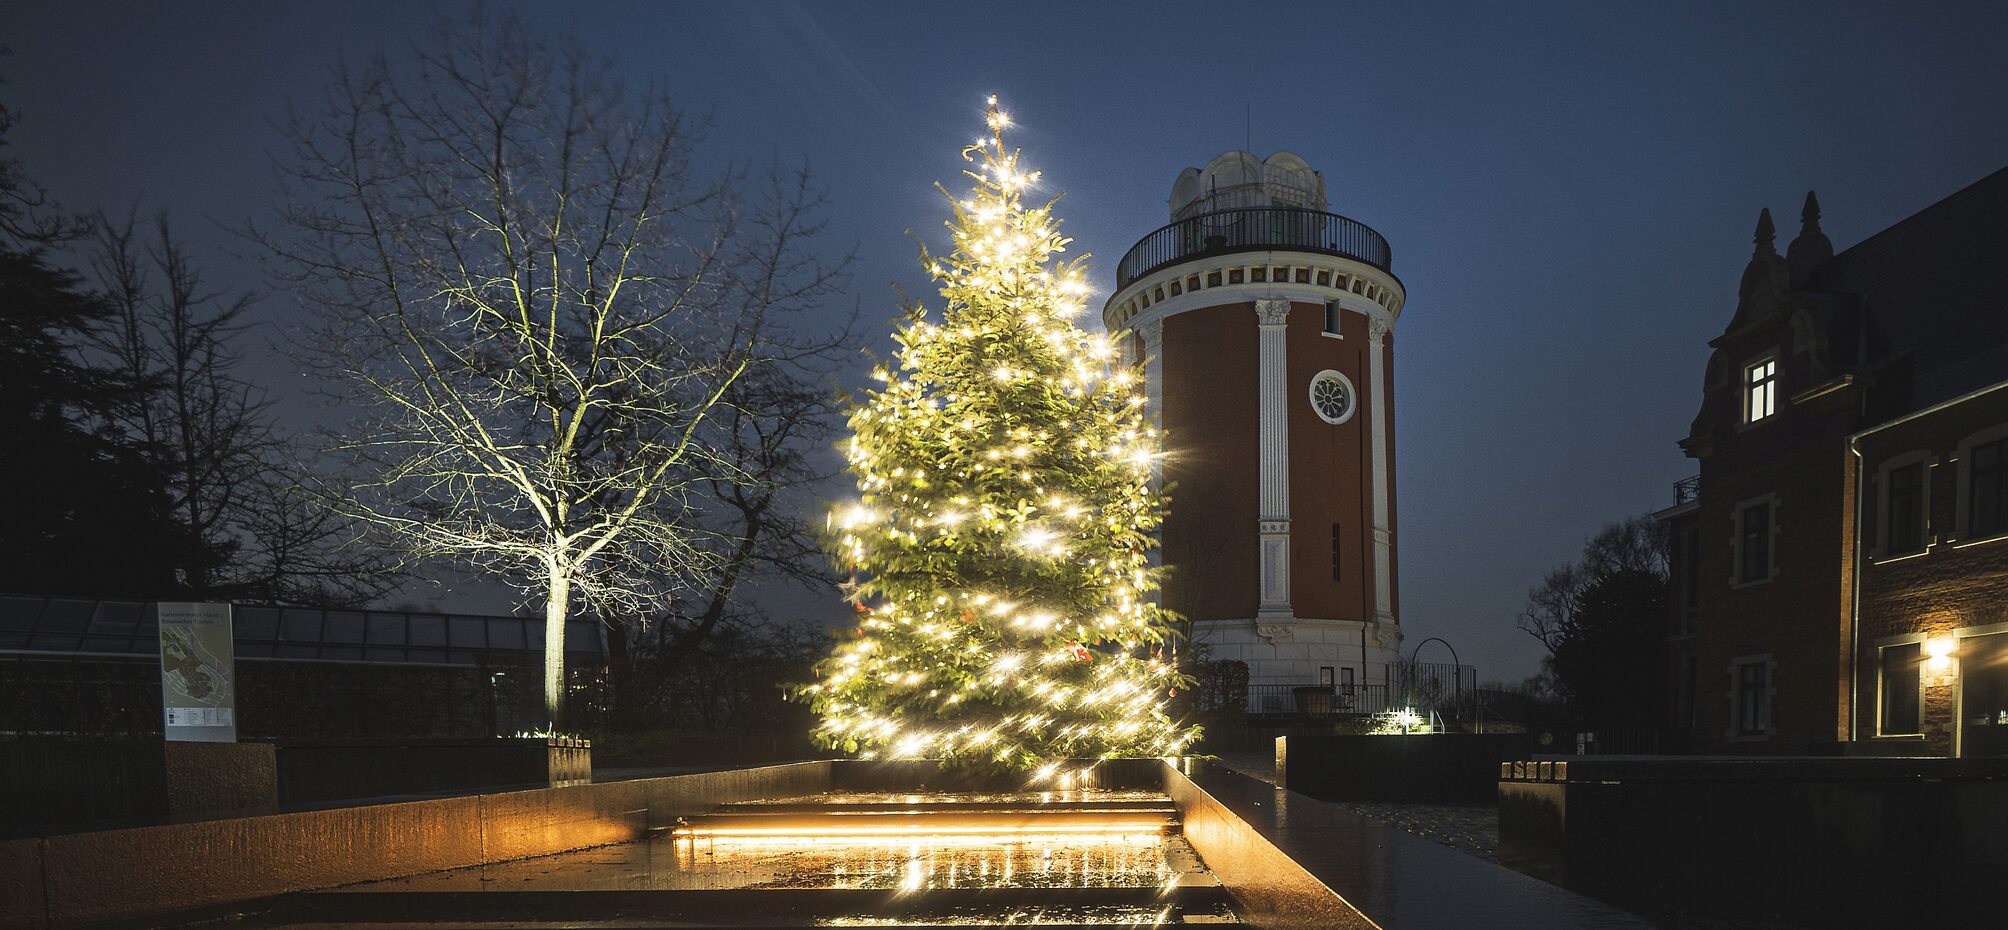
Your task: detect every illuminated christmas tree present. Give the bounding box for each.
[805,98,1198,771]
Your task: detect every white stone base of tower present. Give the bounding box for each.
[1192,617,1403,691]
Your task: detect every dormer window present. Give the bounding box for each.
[1745,357,1778,424]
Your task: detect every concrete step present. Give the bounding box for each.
[674,807,1180,837]
[273,885,1239,926]
[682,792,1181,837]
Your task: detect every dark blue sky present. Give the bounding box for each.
[11,1,2008,680]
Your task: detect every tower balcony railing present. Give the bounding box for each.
[1673,474,1701,505]
[1114,206,1393,289]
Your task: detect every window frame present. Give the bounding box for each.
[1743,354,1779,425]
[1308,369,1358,426]
[1875,638,1924,737]
[1673,523,1701,633]
[1729,493,1779,587]
[1322,299,1343,337]
[1330,522,1343,582]
[1873,451,1933,560]
[1956,426,2008,544]
[1729,654,1775,739]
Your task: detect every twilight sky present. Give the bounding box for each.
[10,1,2008,681]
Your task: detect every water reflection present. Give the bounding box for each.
[668,830,1174,890]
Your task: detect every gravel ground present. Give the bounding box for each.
[1211,751,1500,860]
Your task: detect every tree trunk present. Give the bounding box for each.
[544,566,571,731]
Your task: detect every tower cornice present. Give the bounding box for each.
[1104,250,1403,335]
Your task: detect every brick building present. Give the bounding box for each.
[1103,152,1407,706]
[1660,165,2008,755]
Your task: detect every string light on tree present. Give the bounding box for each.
[803,96,1197,770]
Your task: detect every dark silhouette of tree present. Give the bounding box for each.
[0,90,178,597]
[1516,516,1669,730]
[1548,567,1668,730]
[0,251,185,597]
[92,210,395,606]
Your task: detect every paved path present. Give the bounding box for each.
[1208,753,1814,929]
[1212,751,1501,861]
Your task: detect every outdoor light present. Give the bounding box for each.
[1925,636,1957,674]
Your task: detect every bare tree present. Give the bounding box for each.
[1516,515,1667,651]
[92,210,393,605]
[1516,515,1671,727]
[1516,562,1583,653]
[600,168,858,732]
[0,81,80,245]
[255,12,848,726]
[1579,516,1668,580]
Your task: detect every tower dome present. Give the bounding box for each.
[1170,151,1329,219]
[1106,151,1406,700]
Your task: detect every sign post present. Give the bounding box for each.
[157,602,237,742]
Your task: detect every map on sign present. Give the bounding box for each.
[160,623,231,706]
[158,602,237,739]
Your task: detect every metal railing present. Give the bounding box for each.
[1115,207,1393,289]
[1389,660,1477,709]
[1245,683,1395,716]
[1673,475,1700,505]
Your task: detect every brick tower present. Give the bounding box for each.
[1105,151,1405,701]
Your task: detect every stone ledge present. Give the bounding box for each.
[1499,754,2008,783]
[1169,759,1652,930]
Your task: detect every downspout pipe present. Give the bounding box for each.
[1847,435,1864,744]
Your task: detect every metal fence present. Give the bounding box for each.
[1389,661,1478,713]
[0,652,602,739]
[1115,206,1393,288]
[1245,683,1397,716]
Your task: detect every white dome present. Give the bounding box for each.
[1168,151,1328,220]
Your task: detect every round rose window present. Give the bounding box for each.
[1310,371,1356,425]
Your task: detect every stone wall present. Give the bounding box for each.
[1277,733,1537,802]
[0,761,832,930]
[1499,756,2008,927]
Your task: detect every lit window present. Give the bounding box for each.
[1736,500,1772,583]
[1745,358,1777,423]
[1884,462,1926,555]
[1970,437,2008,538]
[1878,643,1921,736]
[1734,657,1771,736]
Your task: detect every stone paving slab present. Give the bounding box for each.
[1214,751,1501,859]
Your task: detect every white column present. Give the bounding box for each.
[1140,318,1164,429]
[1255,299,1293,622]
[1367,317,1395,624]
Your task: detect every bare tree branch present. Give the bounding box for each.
[251,11,851,727]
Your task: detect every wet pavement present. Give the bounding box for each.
[259,788,1241,927]
[1214,751,1501,859]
